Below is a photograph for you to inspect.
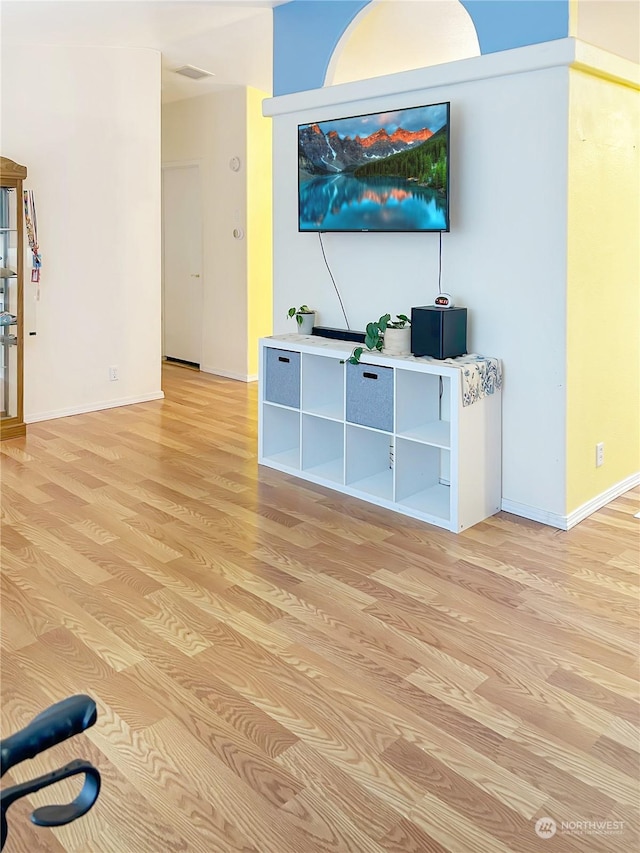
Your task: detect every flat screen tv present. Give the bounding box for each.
[298,101,450,233]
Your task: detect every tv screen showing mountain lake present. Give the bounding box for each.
[298,104,449,232]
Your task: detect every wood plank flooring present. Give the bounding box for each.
[1,363,638,852]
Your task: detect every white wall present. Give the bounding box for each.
[265,43,573,517]
[162,89,250,380]
[1,44,163,421]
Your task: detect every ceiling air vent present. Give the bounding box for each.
[173,65,214,80]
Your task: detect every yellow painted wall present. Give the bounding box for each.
[246,86,273,377]
[566,68,640,511]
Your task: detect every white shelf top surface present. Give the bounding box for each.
[262,334,495,377]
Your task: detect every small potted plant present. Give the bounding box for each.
[346,314,411,364]
[382,314,411,355]
[287,305,316,335]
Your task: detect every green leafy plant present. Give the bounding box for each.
[287,305,313,326]
[345,314,410,364]
[387,314,411,329]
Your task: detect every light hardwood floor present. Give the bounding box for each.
[1,363,638,852]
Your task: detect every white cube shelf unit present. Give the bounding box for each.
[258,335,502,533]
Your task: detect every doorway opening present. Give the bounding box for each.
[162,163,203,369]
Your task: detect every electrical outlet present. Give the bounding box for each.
[109,366,119,382]
[596,442,604,467]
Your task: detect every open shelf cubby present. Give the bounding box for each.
[345,424,393,501]
[261,404,300,469]
[301,414,344,483]
[301,353,344,420]
[396,370,450,447]
[395,438,451,522]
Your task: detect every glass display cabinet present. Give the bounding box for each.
[0,157,27,440]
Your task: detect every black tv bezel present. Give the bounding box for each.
[297,100,450,234]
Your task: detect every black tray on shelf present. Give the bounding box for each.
[312,326,366,344]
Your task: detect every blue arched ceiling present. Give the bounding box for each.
[461,1,569,53]
[273,1,371,96]
[273,0,569,96]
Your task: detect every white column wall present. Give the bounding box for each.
[1,43,163,420]
[266,46,570,517]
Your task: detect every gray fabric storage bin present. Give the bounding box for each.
[346,362,393,432]
[265,348,301,408]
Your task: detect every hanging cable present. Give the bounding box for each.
[318,232,351,330]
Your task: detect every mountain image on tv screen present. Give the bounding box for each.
[298,102,449,232]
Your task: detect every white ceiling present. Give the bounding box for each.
[0,0,290,102]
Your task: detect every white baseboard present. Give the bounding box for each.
[200,366,258,383]
[26,391,165,424]
[502,472,640,530]
[500,500,568,529]
[564,473,640,529]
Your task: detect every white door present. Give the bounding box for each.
[162,165,203,365]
